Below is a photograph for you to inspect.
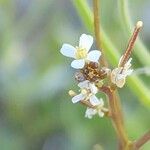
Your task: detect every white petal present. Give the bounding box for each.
[78,80,89,89]
[117,74,125,80]
[116,78,125,88]
[71,59,85,69]
[89,83,98,94]
[85,108,97,119]
[72,94,85,103]
[89,95,100,106]
[60,44,76,58]
[118,55,123,66]
[98,111,104,117]
[126,58,132,66]
[79,34,93,51]
[125,69,133,76]
[87,50,101,62]
[111,68,121,84]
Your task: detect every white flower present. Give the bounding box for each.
[85,98,105,119]
[111,57,133,88]
[71,80,100,106]
[60,34,101,69]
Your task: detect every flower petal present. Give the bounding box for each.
[111,68,120,84]
[87,50,101,62]
[89,83,98,94]
[78,80,89,89]
[85,108,97,119]
[60,44,76,58]
[89,95,100,106]
[118,55,123,66]
[72,94,85,103]
[116,78,125,88]
[117,74,125,80]
[125,58,132,68]
[79,34,93,51]
[98,111,104,117]
[71,59,85,69]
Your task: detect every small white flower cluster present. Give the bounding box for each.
[111,57,133,88]
[60,34,105,119]
[60,34,133,118]
[72,80,105,119]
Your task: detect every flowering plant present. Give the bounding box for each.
[60,0,150,149]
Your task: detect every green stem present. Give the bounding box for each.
[93,0,108,67]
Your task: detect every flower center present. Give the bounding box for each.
[81,89,88,95]
[75,47,87,59]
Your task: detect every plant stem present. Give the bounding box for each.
[118,0,150,66]
[134,130,150,149]
[100,86,129,149]
[93,0,108,67]
[119,21,143,67]
[73,0,150,107]
[93,1,129,148]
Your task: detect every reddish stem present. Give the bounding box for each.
[134,130,150,149]
[119,21,143,67]
[99,86,129,148]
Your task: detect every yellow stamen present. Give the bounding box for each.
[75,47,87,59]
[81,89,87,95]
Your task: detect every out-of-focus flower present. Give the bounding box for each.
[85,98,105,119]
[111,57,133,88]
[60,34,101,69]
[71,80,100,106]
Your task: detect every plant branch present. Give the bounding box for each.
[93,0,108,67]
[118,0,150,66]
[93,1,129,148]
[119,21,143,67]
[99,86,129,148]
[134,130,150,149]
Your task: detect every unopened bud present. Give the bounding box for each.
[68,90,76,97]
[136,21,143,28]
[75,71,85,82]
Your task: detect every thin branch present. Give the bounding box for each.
[119,21,143,67]
[93,0,108,67]
[99,86,129,148]
[134,130,150,149]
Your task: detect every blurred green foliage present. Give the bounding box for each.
[0,0,149,150]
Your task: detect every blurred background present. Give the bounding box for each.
[0,0,150,149]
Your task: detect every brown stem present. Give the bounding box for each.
[93,0,126,148]
[113,90,124,125]
[119,21,143,67]
[93,0,108,67]
[99,86,129,148]
[134,130,150,149]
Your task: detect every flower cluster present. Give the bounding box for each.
[60,34,133,118]
[111,57,133,88]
